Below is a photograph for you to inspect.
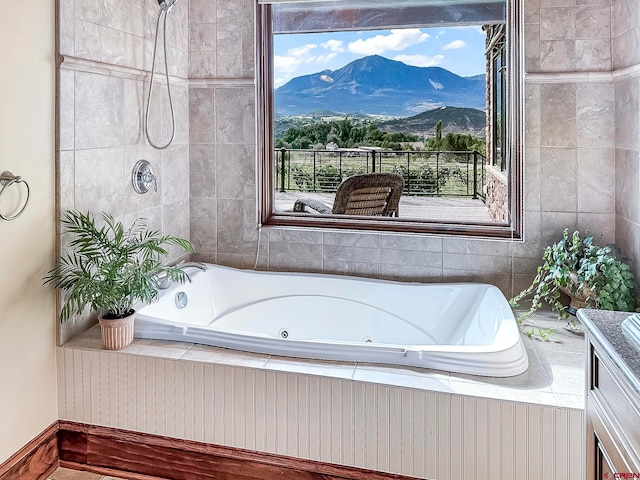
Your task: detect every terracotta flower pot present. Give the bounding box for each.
[98,311,135,350]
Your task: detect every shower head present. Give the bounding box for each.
[157,0,180,13]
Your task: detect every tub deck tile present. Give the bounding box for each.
[61,309,585,410]
[180,343,271,369]
[352,364,451,393]
[264,356,357,380]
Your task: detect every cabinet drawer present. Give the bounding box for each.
[591,349,640,461]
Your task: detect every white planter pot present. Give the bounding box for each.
[98,311,135,350]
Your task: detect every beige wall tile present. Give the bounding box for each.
[540,0,573,6]
[524,147,541,211]
[577,147,615,214]
[59,0,75,56]
[214,87,256,144]
[190,196,217,253]
[525,0,541,24]
[378,263,443,281]
[615,147,640,223]
[540,84,577,147]
[540,147,578,212]
[525,83,541,147]
[576,38,611,70]
[379,234,443,252]
[74,147,125,215]
[75,19,101,62]
[576,83,615,147]
[541,8,575,40]
[190,0,217,24]
[576,0,610,5]
[190,51,217,78]
[169,85,191,144]
[162,144,190,204]
[163,199,191,260]
[612,28,640,70]
[322,260,380,277]
[525,24,541,72]
[575,6,611,39]
[190,22,216,51]
[379,249,443,269]
[189,88,216,143]
[540,40,576,71]
[100,26,125,65]
[124,80,145,145]
[59,151,75,213]
[443,253,512,273]
[614,77,640,149]
[190,144,216,197]
[216,144,254,199]
[615,215,640,281]
[75,72,124,149]
[578,212,616,243]
[323,231,380,248]
[541,211,578,248]
[59,70,75,151]
[611,0,639,37]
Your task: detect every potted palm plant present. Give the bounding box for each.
[44,210,194,350]
[511,229,636,327]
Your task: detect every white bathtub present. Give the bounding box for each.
[134,264,529,377]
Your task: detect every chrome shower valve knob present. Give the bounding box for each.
[132,160,157,194]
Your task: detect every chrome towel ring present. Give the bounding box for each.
[0,171,30,221]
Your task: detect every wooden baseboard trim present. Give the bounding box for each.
[58,421,421,480]
[0,422,59,480]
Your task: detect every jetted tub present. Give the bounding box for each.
[135,264,529,377]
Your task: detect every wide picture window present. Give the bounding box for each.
[257,0,522,238]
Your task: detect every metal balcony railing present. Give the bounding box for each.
[275,148,487,200]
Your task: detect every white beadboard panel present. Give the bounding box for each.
[569,409,585,480]
[448,395,463,480]
[463,396,477,478]
[57,346,585,480]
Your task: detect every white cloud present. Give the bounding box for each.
[393,54,445,68]
[315,53,338,64]
[274,55,301,73]
[288,44,317,57]
[319,74,334,83]
[274,44,319,74]
[274,77,289,88]
[321,39,345,53]
[443,40,467,50]
[348,29,429,55]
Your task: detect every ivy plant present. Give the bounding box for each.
[510,229,636,330]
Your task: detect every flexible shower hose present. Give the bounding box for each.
[145,8,176,150]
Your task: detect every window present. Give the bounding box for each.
[488,25,506,172]
[257,0,523,238]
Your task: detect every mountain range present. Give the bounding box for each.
[275,55,486,118]
[380,106,486,137]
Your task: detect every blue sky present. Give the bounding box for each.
[274,26,487,88]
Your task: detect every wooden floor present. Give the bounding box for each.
[48,467,127,480]
[275,191,495,223]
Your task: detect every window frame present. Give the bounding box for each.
[256,1,523,239]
